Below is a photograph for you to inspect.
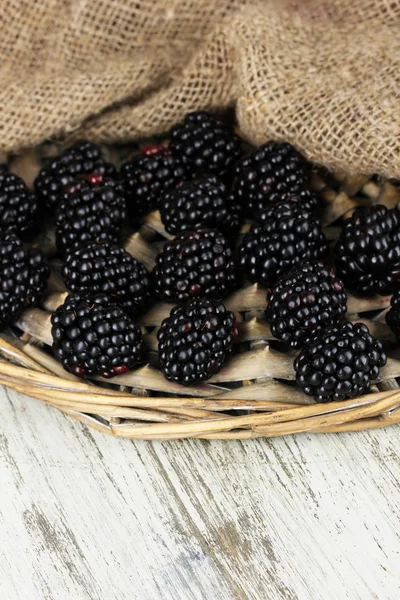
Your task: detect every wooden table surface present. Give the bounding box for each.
[1,386,400,600]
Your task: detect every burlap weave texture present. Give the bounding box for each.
[1,0,399,177]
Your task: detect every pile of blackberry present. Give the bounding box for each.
[35,141,115,210]
[51,294,145,378]
[0,234,49,329]
[153,229,236,303]
[120,145,188,220]
[159,176,240,235]
[266,262,347,348]
[157,298,238,385]
[294,322,387,402]
[1,110,395,404]
[239,202,327,287]
[62,241,151,317]
[55,175,126,253]
[0,170,38,233]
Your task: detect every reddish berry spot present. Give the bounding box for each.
[143,144,165,156]
[101,371,114,379]
[189,283,201,296]
[208,360,220,373]
[232,324,240,344]
[83,173,104,185]
[112,365,130,375]
[392,269,400,280]
[71,364,86,377]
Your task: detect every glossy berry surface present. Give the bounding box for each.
[55,176,126,253]
[35,141,116,209]
[294,321,386,402]
[385,289,400,342]
[0,233,49,329]
[157,298,238,385]
[169,111,242,177]
[153,229,236,302]
[0,170,38,233]
[160,176,240,236]
[266,262,347,348]
[334,204,400,295]
[51,293,145,378]
[120,146,188,220]
[239,202,327,287]
[233,141,313,216]
[62,241,152,316]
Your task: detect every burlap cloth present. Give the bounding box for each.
[2,0,399,177]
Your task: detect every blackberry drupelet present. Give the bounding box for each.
[334,204,400,295]
[294,322,386,402]
[169,111,242,177]
[120,145,189,220]
[55,175,126,254]
[34,141,116,210]
[153,229,236,302]
[239,202,327,287]
[0,170,38,233]
[0,234,49,329]
[385,289,400,341]
[233,141,314,217]
[157,298,238,385]
[160,176,240,235]
[266,262,347,348]
[62,242,152,316]
[51,293,145,378]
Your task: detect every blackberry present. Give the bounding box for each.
[153,229,236,302]
[0,234,49,329]
[266,262,347,348]
[233,141,315,216]
[160,176,240,236]
[239,202,327,287]
[334,204,400,295]
[294,321,386,402]
[385,289,400,341]
[169,111,242,177]
[51,293,145,378]
[62,242,152,317]
[55,175,126,254]
[35,141,116,210]
[0,170,38,233]
[157,298,238,385]
[120,145,188,220]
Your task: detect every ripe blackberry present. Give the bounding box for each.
[55,175,126,254]
[385,289,400,341]
[35,141,116,210]
[160,176,240,236]
[294,321,386,402]
[239,202,327,287]
[157,298,238,385]
[120,145,189,220]
[153,229,236,302]
[334,204,400,295]
[266,262,347,348]
[0,234,49,329]
[51,293,145,378]
[62,242,152,316]
[169,111,242,177]
[233,142,315,217]
[0,170,38,233]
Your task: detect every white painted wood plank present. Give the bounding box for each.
[1,386,400,600]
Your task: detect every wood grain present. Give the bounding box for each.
[1,387,400,600]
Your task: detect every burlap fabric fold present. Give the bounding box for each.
[1,0,399,176]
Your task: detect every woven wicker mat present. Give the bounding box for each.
[2,0,400,177]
